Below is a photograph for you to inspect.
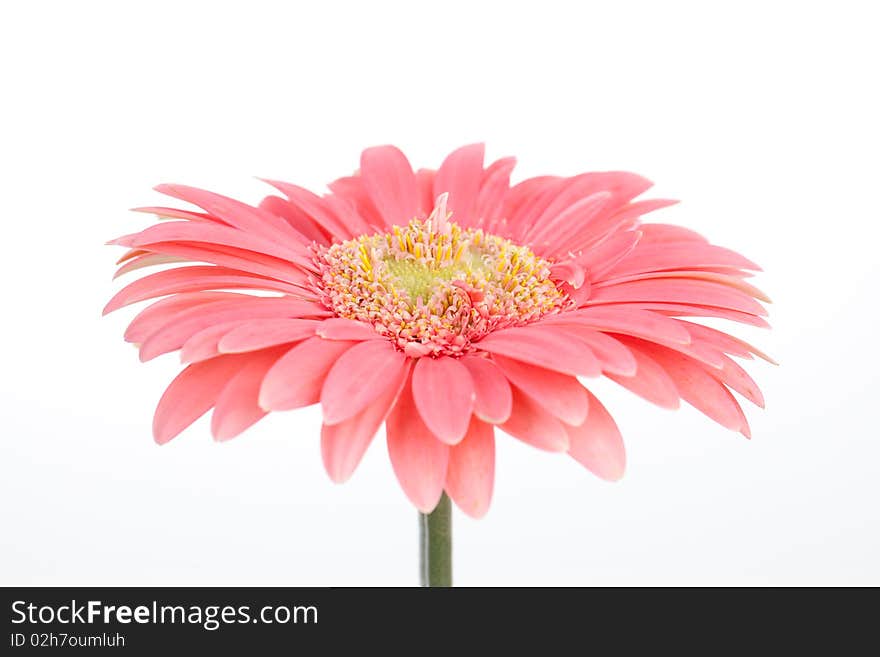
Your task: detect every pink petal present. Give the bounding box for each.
[475,326,602,377]
[320,340,407,425]
[637,343,750,436]
[433,144,485,226]
[710,354,765,408]
[500,388,570,452]
[320,195,372,240]
[360,145,419,227]
[560,279,592,306]
[114,253,188,278]
[686,340,731,370]
[258,195,330,245]
[153,354,249,444]
[493,355,589,426]
[131,205,219,224]
[461,356,512,424]
[596,269,770,303]
[411,356,475,444]
[504,176,564,236]
[326,176,384,229]
[120,221,312,267]
[211,348,286,441]
[565,391,626,481]
[119,241,311,285]
[445,418,495,519]
[635,222,707,245]
[604,302,771,328]
[587,278,768,316]
[315,317,382,341]
[124,292,243,343]
[550,259,586,288]
[568,199,677,254]
[218,319,320,353]
[575,230,642,281]
[542,307,691,346]
[604,242,761,279]
[534,172,652,231]
[476,157,516,232]
[386,374,450,512]
[138,297,330,362]
[415,168,436,217]
[735,401,752,439]
[180,320,251,363]
[573,199,680,249]
[695,324,775,364]
[104,265,306,315]
[627,330,727,370]
[113,247,152,264]
[259,337,356,411]
[262,179,355,239]
[322,362,410,483]
[527,173,653,254]
[154,184,300,244]
[547,327,637,376]
[525,191,612,255]
[606,342,680,409]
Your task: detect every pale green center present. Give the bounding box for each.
[314,216,572,357]
[384,249,487,303]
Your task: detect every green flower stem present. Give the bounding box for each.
[419,492,452,587]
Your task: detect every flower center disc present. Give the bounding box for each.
[314,208,570,357]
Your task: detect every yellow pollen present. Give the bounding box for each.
[314,216,572,357]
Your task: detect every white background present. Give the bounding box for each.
[1,1,877,586]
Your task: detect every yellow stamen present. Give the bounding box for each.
[315,216,570,357]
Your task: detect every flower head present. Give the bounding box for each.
[105,144,770,517]
[315,196,572,358]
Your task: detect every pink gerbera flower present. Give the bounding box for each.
[105,144,770,519]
